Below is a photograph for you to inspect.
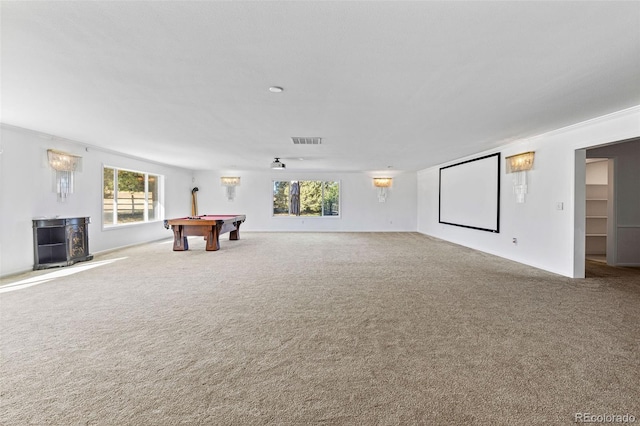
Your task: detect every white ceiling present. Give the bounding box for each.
[2,1,639,172]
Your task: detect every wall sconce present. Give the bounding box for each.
[505,151,535,203]
[47,149,82,202]
[373,177,392,202]
[220,176,241,201]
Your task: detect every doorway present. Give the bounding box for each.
[575,138,640,278]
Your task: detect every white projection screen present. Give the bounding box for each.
[439,153,500,233]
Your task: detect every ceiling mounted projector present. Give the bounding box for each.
[271,158,286,169]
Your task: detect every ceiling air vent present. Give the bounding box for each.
[292,137,322,145]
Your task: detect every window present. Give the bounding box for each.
[273,180,340,217]
[103,166,163,226]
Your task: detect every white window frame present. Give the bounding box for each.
[102,165,164,228]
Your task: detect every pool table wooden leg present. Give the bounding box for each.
[205,225,221,251]
[229,221,241,240]
[172,226,189,251]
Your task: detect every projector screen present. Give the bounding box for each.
[439,153,500,233]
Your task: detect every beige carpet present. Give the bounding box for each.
[1,232,639,425]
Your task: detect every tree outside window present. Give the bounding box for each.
[273,180,340,217]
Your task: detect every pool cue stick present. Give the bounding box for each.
[191,187,199,216]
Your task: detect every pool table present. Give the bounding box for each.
[164,215,246,251]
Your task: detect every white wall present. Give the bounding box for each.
[417,106,640,278]
[2,107,636,278]
[193,169,417,232]
[0,125,417,276]
[0,125,193,276]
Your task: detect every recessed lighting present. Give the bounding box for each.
[269,86,284,93]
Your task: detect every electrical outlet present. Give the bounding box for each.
[556,202,564,210]
[512,238,518,244]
